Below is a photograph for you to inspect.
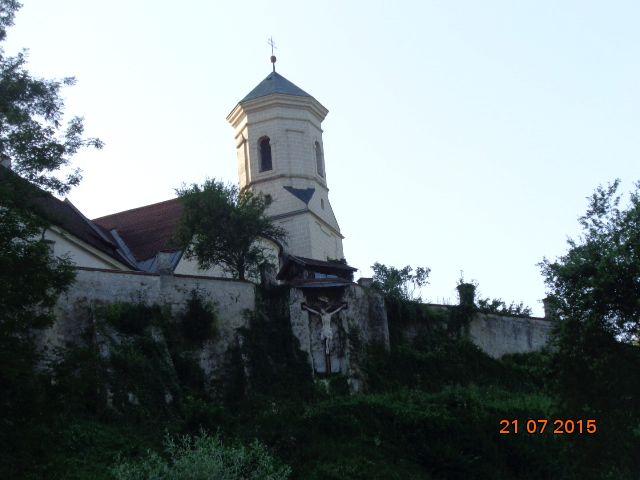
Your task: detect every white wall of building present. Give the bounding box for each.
[173,237,282,280]
[44,227,131,270]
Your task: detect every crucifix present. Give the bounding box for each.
[302,302,348,374]
[267,36,277,72]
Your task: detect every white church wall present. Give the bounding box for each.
[45,227,130,270]
[257,179,304,216]
[306,185,341,235]
[234,124,250,188]
[259,177,340,235]
[275,215,312,258]
[173,237,281,281]
[234,102,335,209]
[174,257,229,278]
[310,219,344,261]
[228,80,344,262]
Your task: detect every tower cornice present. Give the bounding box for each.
[227,93,329,129]
[244,172,329,190]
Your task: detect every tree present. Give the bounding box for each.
[539,180,640,474]
[175,178,287,281]
[540,179,640,341]
[0,2,102,474]
[0,0,102,373]
[0,7,102,195]
[371,262,430,301]
[0,0,102,346]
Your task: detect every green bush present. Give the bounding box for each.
[107,334,180,420]
[219,286,315,406]
[294,386,560,480]
[49,345,104,415]
[105,298,164,335]
[172,353,207,394]
[328,374,350,397]
[112,431,290,480]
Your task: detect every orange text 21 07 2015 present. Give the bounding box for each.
[499,419,597,434]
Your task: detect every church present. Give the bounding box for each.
[22,62,351,283]
[3,62,551,374]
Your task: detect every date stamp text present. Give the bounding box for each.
[499,419,596,434]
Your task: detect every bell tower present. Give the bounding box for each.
[227,67,344,261]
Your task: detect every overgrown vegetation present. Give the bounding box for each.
[3,278,639,479]
[0,2,103,476]
[112,430,291,480]
[226,286,315,405]
[104,295,165,335]
[476,297,533,316]
[539,180,640,476]
[177,288,218,344]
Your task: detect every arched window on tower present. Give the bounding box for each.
[259,137,272,172]
[315,141,324,177]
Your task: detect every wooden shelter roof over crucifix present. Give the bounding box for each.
[276,254,357,287]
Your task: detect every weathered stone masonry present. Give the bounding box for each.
[45,268,552,392]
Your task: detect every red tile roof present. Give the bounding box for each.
[93,198,183,262]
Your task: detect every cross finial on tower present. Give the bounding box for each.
[268,36,277,72]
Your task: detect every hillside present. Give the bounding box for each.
[2,286,637,480]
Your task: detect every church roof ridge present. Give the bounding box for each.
[92,197,181,222]
[240,71,312,103]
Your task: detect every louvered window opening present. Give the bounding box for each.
[260,139,272,171]
[315,141,324,177]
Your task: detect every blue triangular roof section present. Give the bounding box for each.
[283,186,315,205]
[240,72,312,103]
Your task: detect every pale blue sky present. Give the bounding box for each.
[6,1,639,315]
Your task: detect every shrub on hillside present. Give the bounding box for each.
[105,298,164,335]
[112,430,290,480]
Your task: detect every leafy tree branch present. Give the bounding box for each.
[175,178,287,281]
[371,262,430,301]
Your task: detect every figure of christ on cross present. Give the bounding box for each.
[302,302,348,374]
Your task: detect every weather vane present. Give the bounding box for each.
[268,36,277,72]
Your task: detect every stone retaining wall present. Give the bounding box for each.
[44,268,256,379]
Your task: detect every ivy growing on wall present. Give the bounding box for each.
[220,285,315,405]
